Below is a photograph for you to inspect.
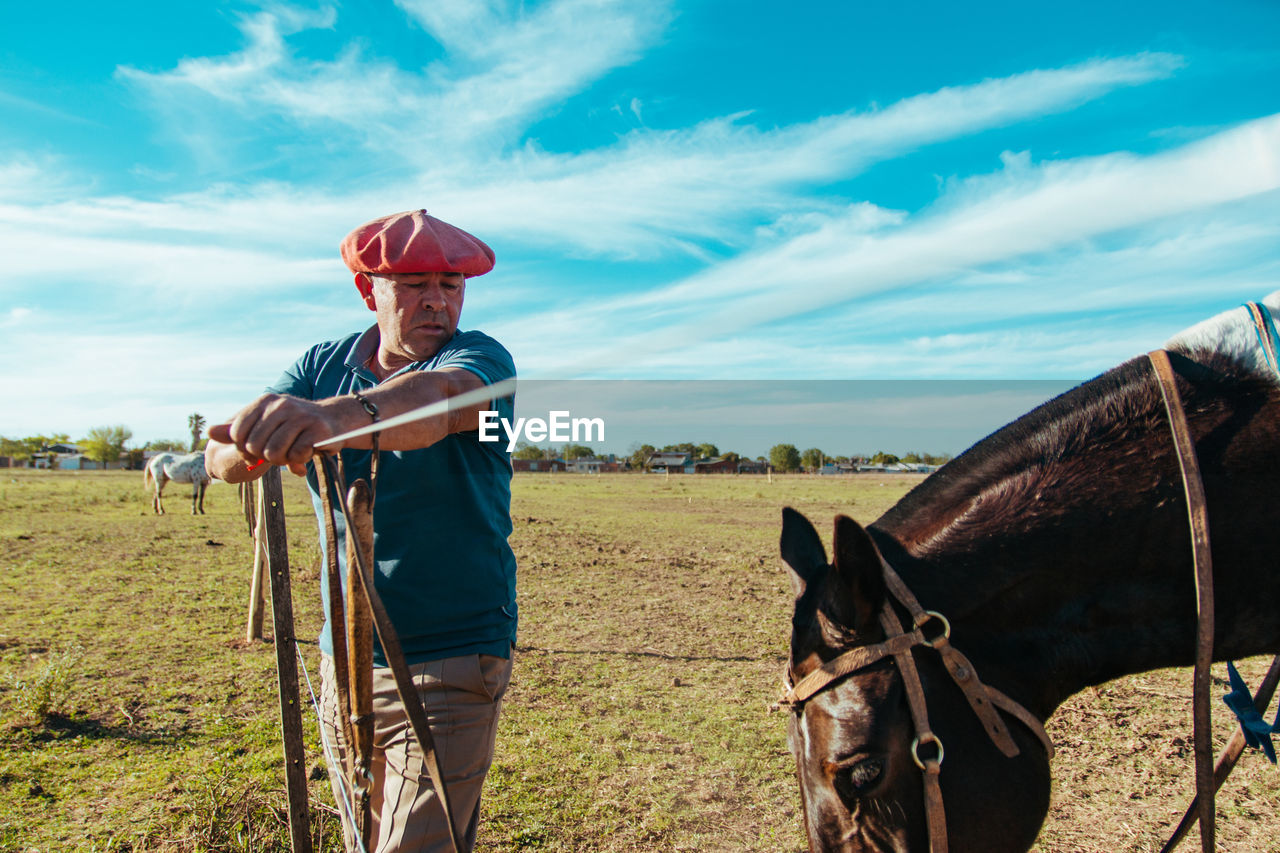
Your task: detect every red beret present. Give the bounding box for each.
[340,209,495,280]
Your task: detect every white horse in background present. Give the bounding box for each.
[144,452,211,515]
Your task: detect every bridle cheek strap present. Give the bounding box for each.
[880,597,949,853]
[879,560,1026,760]
[781,555,1055,853]
[782,569,1052,762]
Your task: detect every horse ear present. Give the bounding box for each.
[830,514,887,633]
[780,507,828,598]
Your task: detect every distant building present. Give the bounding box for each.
[513,458,567,473]
[693,456,737,474]
[568,455,621,474]
[856,462,941,473]
[35,443,84,469]
[646,452,689,473]
[58,452,127,471]
[736,459,768,474]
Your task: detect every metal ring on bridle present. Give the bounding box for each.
[910,733,945,770]
[914,610,951,648]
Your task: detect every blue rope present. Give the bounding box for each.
[296,645,371,853]
[1222,661,1280,764]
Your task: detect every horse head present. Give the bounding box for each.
[780,507,1050,853]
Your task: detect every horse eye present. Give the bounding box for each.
[833,758,884,799]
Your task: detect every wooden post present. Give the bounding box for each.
[245,481,268,643]
[262,466,314,853]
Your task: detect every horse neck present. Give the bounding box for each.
[873,355,1280,718]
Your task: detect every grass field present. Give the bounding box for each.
[1,469,1277,852]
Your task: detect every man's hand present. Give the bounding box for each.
[208,393,347,480]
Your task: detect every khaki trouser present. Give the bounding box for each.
[320,652,512,853]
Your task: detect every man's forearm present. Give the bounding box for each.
[205,368,492,474]
[337,368,487,451]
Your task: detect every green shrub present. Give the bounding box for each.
[6,645,83,724]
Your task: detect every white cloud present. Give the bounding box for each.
[120,0,671,159]
[0,326,311,441]
[1,307,32,327]
[1,50,1195,309]
[403,54,1189,257]
[117,4,1186,253]
[490,114,1280,377]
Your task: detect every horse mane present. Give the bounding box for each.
[872,347,1276,560]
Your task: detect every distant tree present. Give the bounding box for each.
[661,442,698,458]
[561,444,594,460]
[870,451,901,465]
[5,434,72,466]
[81,425,132,470]
[801,447,825,471]
[902,451,922,464]
[769,443,801,472]
[696,442,719,460]
[721,451,740,464]
[147,439,187,452]
[629,443,656,470]
[512,442,546,461]
[188,413,207,452]
[923,453,953,466]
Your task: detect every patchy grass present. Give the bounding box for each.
[0,470,1276,851]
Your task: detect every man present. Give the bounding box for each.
[206,209,517,853]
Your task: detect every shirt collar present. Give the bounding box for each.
[345,325,382,384]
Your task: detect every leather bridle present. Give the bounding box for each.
[781,547,1053,853]
[780,346,1266,853]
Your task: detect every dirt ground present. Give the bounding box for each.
[0,470,1276,851]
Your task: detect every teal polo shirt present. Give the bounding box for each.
[268,325,517,666]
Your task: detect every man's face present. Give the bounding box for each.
[362,271,465,365]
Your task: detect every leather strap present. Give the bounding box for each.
[344,479,376,850]
[315,459,356,781]
[985,686,1054,760]
[1149,349,1216,853]
[880,600,948,853]
[784,629,929,705]
[321,454,462,853]
[880,560,1021,759]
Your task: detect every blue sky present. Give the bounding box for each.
[1,0,1277,454]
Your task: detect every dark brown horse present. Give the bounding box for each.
[780,301,1280,852]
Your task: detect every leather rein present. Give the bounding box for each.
[314,448,463,853]
[780,347,1254,853]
